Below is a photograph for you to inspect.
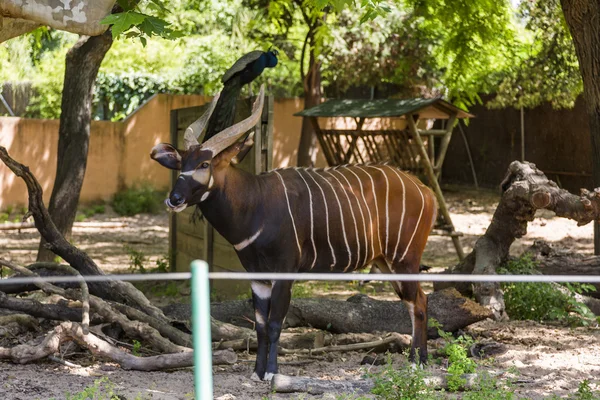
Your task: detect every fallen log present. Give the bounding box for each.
[0,291,84,322]
[271,372,483,394]
[207,288,492,337]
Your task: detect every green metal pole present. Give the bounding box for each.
[191,260,212,399]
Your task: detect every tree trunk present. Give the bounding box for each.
[435,161,600,319]
[297,43,322,167]
[37,31,113,262]
[561,0,600,254]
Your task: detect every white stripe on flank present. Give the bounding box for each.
[355,166,382,254]
[295,170,317,270]
[305,171,336,267]
[316,171,352,271]
[274,170,302,257]
[233,227,263,251]
[327,169,360,271]
[385,166,407,262]
[370,167,390,256]
[347,167,375,261]
[398,172,425,262]
[333,168,368,268]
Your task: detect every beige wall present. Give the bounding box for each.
[0,94,308,209]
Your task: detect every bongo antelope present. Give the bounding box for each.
[150,86,438,381]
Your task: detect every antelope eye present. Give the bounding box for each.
[200,162,209,169]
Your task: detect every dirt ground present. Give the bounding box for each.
[0,186,598,399]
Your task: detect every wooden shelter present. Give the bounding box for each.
[169,96,274,299]
[296,98,474,260]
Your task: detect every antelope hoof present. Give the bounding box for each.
[250,372,262,381]
[263,372,274,381]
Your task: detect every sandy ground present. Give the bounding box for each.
[0,186,598,399]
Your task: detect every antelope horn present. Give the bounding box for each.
[201,85,265,156]
[183,92,221,149]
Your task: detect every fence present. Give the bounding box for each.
[0,95,311,209]
[2,264,600,399]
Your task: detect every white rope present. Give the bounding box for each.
[2,271,600,285]
[0,272,191,286]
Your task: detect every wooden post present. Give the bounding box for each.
[266,95,274,171]
[311,117,336,166]
[434,113,457,179]
[169,109,178,272]
[407,115,465,260]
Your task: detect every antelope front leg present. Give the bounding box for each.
[403,282,429,364]
[264,280,294,381]
[250,280,272,380]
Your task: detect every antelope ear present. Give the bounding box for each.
[215,135,254,166]
[150,143,183,170]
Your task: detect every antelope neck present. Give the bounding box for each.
[198,166,264,247]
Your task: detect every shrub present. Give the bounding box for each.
[499,254,596,325]
[112,184,165,216]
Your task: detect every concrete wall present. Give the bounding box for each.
[0,94,309,209]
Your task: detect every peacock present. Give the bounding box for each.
[202,50,278,143]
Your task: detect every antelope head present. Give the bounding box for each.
[150,85,265,212]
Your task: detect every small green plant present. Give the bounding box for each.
[292,283,313,298]
[462,371,515,400]
[370,354,439,400]
[572,380,600,400]
[76,204,106,221]
[132,340,142,356]
[429,318,476,392]
[64,377,119,400]
[154,255,169,273]
[500,253,596,325]
[125,245,147,273]
[112,184,165,216]
[0,213,9,223]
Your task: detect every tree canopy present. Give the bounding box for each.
[0,0,586,120]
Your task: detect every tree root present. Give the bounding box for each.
[0,321,236,370]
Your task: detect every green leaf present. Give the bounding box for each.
[116,0,136,12]
[148,0,169,13]
[138,15,170,36]
[139,36,147,47]
[100,11,148,39]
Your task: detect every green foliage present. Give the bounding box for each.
[64,377,120,400]
[155,255,169,273]
[111,184,164,216]
[500,254,596,325]
[0,205,29,224]
[490,0,582,109]
[462,372,515,400]
[324,6,443,98]
[572,380,600,400]
[125,245,147,274]
[75,204,106,222]
[132,339,142,356]
[370,354,438,400]
[94,72,175,121]
[429,318,476,392]
[100,1,182,44]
